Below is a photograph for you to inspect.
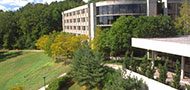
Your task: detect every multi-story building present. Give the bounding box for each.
[62,0,184,39]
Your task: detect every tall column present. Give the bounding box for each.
[89,3,96,40]
[151,51,156,69]
[181,56,185,80]
[162,0,168,15]
[147,50,150,59]
[147,0,157,16]
[62,12,65,32]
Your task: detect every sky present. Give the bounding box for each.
[0,0,88,11]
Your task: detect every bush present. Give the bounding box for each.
[103,68,147,90]
[185,84,190,90]
[71,44,106,89]
[172,60,181,89]
[10,86,23,90]
[158,63,167,83]
[47,76,73,90]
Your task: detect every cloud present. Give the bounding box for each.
[0,0,65,11]
[0,4,6,10]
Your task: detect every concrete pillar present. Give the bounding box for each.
[147,50,150,59]
[147,0,157,16]
[162,0,168,15]
[181,56,185,80]
[151,51,156,69]
[62,12,65,32]
[89,3,96,40]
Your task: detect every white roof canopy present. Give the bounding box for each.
[132,36,190,57]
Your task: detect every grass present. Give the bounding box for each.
[0,51,70,90]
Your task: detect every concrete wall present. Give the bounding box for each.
[123,69,177,90]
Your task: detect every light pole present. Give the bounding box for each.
[43,76,46,90]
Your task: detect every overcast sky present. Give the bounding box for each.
[0,0,88,11]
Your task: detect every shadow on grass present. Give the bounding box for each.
[0,51,23,62]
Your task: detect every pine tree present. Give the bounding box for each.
[158,63,167,83]
[173,60,181,89]
[71,44,106,89]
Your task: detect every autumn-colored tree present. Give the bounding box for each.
[175,0,190,35]
[35,35,49,50]
[50,33,88,62]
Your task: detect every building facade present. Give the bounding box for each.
[62,0,184,39]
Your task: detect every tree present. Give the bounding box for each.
[158,60,168,83]
[0,0,84,50]
[36,32,88,62]
[51,33,88,60]
[175,0,190,35]
[104,68,145,90]
[133,16,177,38]
[172,60,181,89]
[0,11,19,49]
[71,44,106,89]
[92,27,110,56]
[108,16,135,56]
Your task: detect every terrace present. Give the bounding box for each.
[132,35,190,85]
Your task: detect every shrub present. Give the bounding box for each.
[123,52,130,69]
[10,86,23,90]
[47,76,73,90]
[104,68,147,90]
[158,60,168,84]
[71,44,106,89]
[185,84,190,90]
[172,60,181,89]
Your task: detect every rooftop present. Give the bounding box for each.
[150,35,190,45]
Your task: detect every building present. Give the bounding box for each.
[62,0,183,39]
[132,35,190,84]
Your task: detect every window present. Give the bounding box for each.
[77,18,80,22]
[81,18,85,22]
[70,19,72,23]
[81,9,85,14]
[67,20,69,23]
[73,19,76,23]
[82,26,85,30]
[74,26,76,30]
[70,26,72,29]
[73,12,75,15]
[78,26,81,30]
[77,10,80,14]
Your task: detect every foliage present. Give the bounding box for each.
[123,52,130,69]
[95,16,177,57]
[36,35,50,50]
[0,0,84,49]
[185,84,190,90]
[108,16,135,56]
[36,32,88,62]
[104,68,146,90]
[71,44,106,89]
[175,0,190,35]
[158,60,168,83]
[0,11,19,49]
[172,60,181,89]
[47,76,73,90]
[139,56,149,75]
[10,86,23,90]
[133,16,177,38]
[92,28,110,56]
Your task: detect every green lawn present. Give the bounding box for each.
[0,51,70,90]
